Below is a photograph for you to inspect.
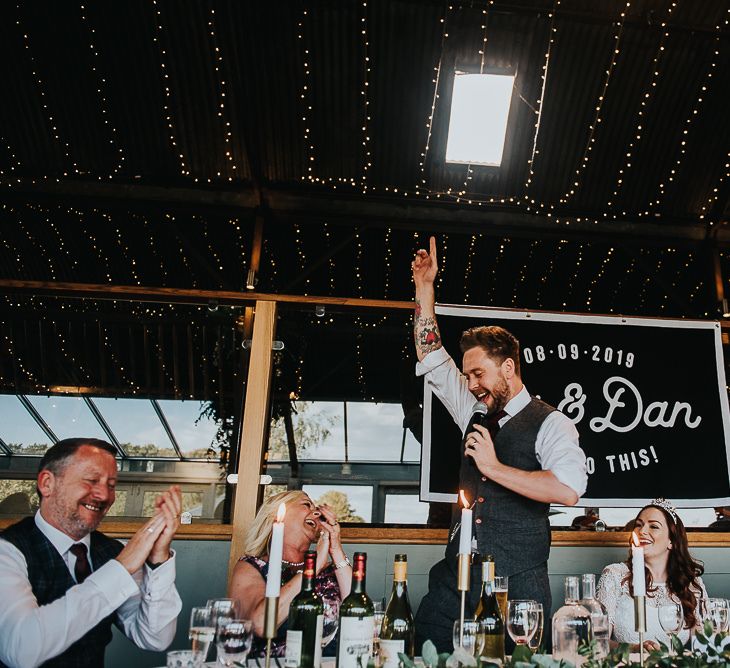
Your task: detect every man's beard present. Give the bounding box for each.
[489,375,511,414]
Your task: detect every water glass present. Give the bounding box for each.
[321,598,340,648]
[452,619,480,655]
[590,613,610,660]
[216,618,253,667]
[506,600,539,646]
[527,603,544,651]
[706,598,729,633]
[207,598,240,625]
[167,649,205,668]
[189,606,215,660]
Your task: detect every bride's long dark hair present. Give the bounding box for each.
[624,504,705,629]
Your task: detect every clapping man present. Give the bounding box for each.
[0,438,183,667]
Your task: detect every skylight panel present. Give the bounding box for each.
[445,72,515,166]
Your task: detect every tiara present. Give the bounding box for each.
[651,498,677,522]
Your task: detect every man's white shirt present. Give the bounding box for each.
[416,346,587,496]
[0,511,181,668]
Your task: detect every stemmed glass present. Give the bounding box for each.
[527,603,544,651]
[372,600,385,659]
[452,619,481,656]
[321,598,340,648]
[208,598,240,625]
[189,606,215,661]
[506,600,539,647]
[658,602,683,635]
[215,619,253,667]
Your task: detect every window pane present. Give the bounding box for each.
[384,494,429,524]
[93,398,177,457]
[0,396,52,455]
[25,395,109,442]
[446,73,514,165]
[157,399,219,458]
[303,484,372,523]
[0,479,37,515]
[347,403,420,462]
[143,490,205,517]
[269,401,344,461]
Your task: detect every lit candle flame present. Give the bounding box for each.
[276,502,286,523]
[631,530,640,547]
[459,489,469,508]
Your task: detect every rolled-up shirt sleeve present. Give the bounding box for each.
[535,411,587,497]
[415,347,474,431]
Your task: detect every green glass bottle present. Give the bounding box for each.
[474,554,505,663]
[379,554,415,668]
[337,552,374,668]
[285,551,323,668]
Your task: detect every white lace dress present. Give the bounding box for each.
[596,562,707,647]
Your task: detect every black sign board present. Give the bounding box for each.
[421,305,730,507]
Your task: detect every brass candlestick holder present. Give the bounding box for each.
[634,595,647,667]
[457,552,471,646]
[264,596,278,668]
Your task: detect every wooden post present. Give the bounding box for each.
[227,300,277,581]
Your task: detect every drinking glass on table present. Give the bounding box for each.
[706,598,729,633]
[452,619,480,655]
[506,600,539,647]
[321,598,340,648]
[658,602,683,635]
[527,602,544,651]
[494,576,509,621]
[167,649,205,668]
[216,618,254,667]
[372,600,385,659]
[208,598,240,624]
[189,606,215,660]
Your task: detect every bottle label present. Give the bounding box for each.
[337,617,374,668]
[379,639,405,668]
[314,615,323,668]
[285,630,303,668]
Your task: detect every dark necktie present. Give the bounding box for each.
[486,409,507,441]
[69,543,91,583]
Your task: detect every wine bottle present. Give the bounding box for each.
[285,551,324,668]
[474,554,505,663]
[379,554,415,668]
[337,552,375,668]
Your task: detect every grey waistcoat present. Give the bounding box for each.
[445,397,555,577]
[0,516,123,668]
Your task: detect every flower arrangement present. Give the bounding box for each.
[398,622,729,668]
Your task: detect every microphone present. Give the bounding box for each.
[466,401,489,435]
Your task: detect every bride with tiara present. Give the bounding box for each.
[596,499,709,652]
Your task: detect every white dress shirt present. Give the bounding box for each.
[416,346,587,496]
[0,511,182,668]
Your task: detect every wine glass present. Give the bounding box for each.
[658,602,683,635]
[527,602,544,651]
[372,600,385,659]
[452,619,480,655]
[216,618,253,667]
[321,598,340,648]
[189,606,215,661]
[506,600,539,646]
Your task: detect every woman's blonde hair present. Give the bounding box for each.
[244,490,312,557]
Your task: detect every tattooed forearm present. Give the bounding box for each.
[414,304,442,356]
